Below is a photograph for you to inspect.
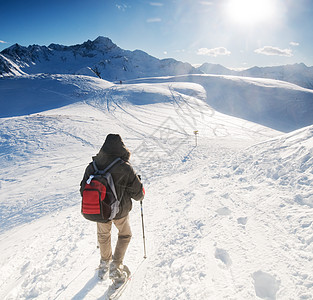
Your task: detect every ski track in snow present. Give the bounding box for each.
[1,75,313,299]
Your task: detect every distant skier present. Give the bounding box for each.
[80,134,145,283]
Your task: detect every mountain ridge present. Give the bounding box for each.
[1,36,312,89]
[0,36,197,81]
[199,62,313,89]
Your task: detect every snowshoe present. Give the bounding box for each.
[109,262,131,283]
[107,263,131,300]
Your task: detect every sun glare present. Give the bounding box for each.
[226,0,276,25]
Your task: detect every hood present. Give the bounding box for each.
[94,134,131,167]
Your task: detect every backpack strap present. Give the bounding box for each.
[92,157,122,175]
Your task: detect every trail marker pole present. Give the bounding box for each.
[194,130,199,146]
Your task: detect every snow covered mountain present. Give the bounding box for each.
[197,62,236,76]
[239,63,313,90]
[1,74,313,299]
[0,36,196,81]
[1,36,313,90]
[197,62,313,90]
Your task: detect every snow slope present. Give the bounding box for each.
[0,74,113,117]
[127,74,313,132]
[233,125,313,207]
[2,73,313,132]
[0,75,313,299]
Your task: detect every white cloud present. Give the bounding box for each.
[0,40,7,44]
[146,18,162,23]
[116,4,128,11]
[290,41,299,47]
[163,51,168,55]
[197,47,231,57]
[150,2,164,6]
[254,46,293,57]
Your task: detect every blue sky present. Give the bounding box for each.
[1,0,312,69]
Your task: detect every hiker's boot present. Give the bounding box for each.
[98,259,110,280]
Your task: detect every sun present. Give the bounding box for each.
[226,0,276,25]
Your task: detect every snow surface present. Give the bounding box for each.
[126,74,313,132]
[1,74,313,299]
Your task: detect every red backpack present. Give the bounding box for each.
[81,158,123,222]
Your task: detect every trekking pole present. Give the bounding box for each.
[140,200,147,259]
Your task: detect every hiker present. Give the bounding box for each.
[80,134,145,281]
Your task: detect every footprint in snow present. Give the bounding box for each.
[215,248,232,268]
[221,192,229,199]
[252,270,280,300]
[216,207,231,216]
[237,217,248,226]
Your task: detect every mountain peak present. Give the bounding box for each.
[2,43,23,53]
[93,36,113,45]
[91,36,116,49]
[78,36,117,52]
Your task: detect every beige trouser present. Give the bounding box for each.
[97,215,132,264]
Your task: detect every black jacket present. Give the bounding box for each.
[80,134,144,220]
